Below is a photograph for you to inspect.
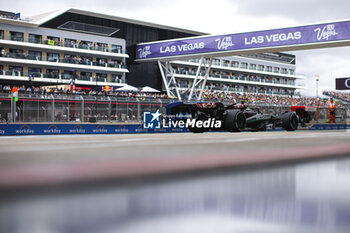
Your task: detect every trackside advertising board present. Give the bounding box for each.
[0,124,189,136]
[136,20,350,61]
[0,123,349,136]
[336,77,350,90]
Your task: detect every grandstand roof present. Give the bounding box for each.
[3,8,207,36]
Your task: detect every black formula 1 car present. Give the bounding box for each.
[166,102,298,133]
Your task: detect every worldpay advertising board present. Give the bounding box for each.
[336,77,350,90]
[136,20,350,61]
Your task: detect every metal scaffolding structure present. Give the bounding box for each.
[158,57,213,102]
[158,61,182,100]
[188,57,213,102]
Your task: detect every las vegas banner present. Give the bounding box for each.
[136,20,350,61]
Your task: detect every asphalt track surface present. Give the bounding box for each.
[1,130,350,233]
[0,130,350,188]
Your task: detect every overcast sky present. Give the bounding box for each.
[2,0,350,96]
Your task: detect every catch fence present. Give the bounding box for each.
[0,93,348,124]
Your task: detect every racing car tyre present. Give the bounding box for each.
[223,109,246,132]
[281,112,298,131]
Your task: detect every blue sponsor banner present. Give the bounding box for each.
[136,20,350,60]
[309,124,350,130]
[0,123,348,136]
[0,124,189,136]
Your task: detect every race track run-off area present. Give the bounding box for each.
[0,130,350,188]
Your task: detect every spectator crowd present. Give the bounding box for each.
[323,91,350,103]
[1,84,347,107]
[0,85,170,100]
[180,89,334,107]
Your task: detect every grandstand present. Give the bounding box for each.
[170,54,304,97]
[0,10,129,90]
[0,8,203,91]
[0,9,304,95]
[323,90,350,104]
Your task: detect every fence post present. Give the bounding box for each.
[22,100,24,122]
[108,96,111,122]
[51,94,55,122]
[137,98,141,122]
[10,92,14,123]
[80,95,84,122]
[37,99,39,122]
[159,99,163,117]
[67,105,70,122]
